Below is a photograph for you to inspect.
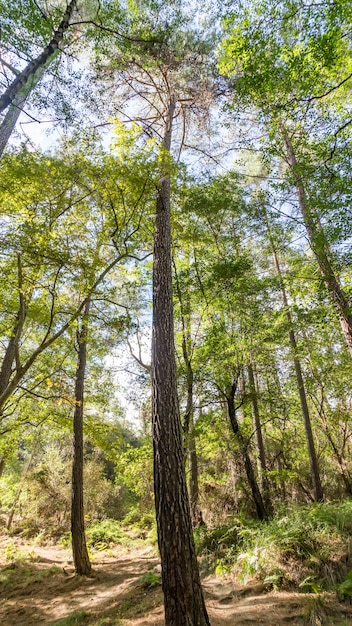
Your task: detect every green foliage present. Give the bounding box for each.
[115,438,154,519]
[85,520,130,550]
[141,569,161,588]
[0,440,123,537]
[336,570,352,600]
[0,558,60,592]
[196,501,352,590]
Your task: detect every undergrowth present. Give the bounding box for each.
[195,500,352,593]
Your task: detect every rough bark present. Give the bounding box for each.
[152,99,210,626]
[0,0,77,114]
[268,223,324,502]
[71,298,91,576]
[283,130,352,357]
[226,381,268,521]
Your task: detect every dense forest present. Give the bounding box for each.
[1,1,352,624]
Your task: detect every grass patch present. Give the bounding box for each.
[49,610,88,625]
[0,561,61,591]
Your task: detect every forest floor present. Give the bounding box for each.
[0,534,352,626]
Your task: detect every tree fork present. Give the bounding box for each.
[226,381,268,521]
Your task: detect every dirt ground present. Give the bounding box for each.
[0,535,351,626]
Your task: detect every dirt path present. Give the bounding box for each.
[0,536,351,625]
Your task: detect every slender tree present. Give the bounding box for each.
[266,219,324,502]
[71,297,91,576]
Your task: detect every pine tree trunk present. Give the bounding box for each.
[282,130,352,357]
[267,222,324,502]
[71,298,91,576]
[152,99,210,626]
[0,0,77,114]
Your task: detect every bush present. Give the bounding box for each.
[195,501,352,590]
[85,519,129,549]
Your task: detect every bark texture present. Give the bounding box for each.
[152,100,210,626]
[71,298,91,576]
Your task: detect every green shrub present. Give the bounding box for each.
[195,501,352,591]
[85,519,128,549]
[141,570,161,588]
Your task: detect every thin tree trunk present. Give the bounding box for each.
[0,93,23,158]
[0,66,48,157]
[226,381,268,520]
[247,362,272,514]
[267,221,324,502]
[0,253,127,414]
[152,99,210,626]
[0,0,77,114]
[0,255,27,396]
[173,259,205,528]
[71,298,91,576]
[282,130,352,357]
[189,413,205,528]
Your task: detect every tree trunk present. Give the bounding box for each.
[152,99,210,626]
[267,222,324,502]
[282,130,352,357]
[226,381,268,520]
[0,93,24,158]
[0,66,48,157]
[247,362,272,514]
[0,0,77,114]
[0,255,27,397]
[71,298,91,576]
[189,412,205,529]
[0,253,126,415]
[173,259,205,528]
